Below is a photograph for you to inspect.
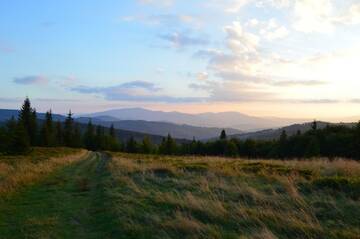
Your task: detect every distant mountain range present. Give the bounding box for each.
[229,121,356,141]
[83,108,308,131]
[0,109,184,144]
[0,109,66,122]
[2,108,357,142]
[76,117,242,140]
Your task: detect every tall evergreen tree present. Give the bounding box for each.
[311,120,318,131]
[84,120,95,150]
[55,121,63,146]
[126,136,138,153]
[63,111,74,147]
[225,139,238,157]
[109,124,116,138]
[40,110,55,146]
[18,97,37,145]
[8,122,31,154]
[220,130,227,140]
[108,124,120,151]
[95,125,105,150]
[0,126,5,153]
[278,130,288,158]
[73,123,82,148]
[354,121,360,159]
[141,136,153,154]
[159,134,177,155]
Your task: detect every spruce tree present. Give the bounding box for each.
[63,111,74,147]
[110,124,116,138]
[18,97,37,145]
[160,134,177,155]
[279,130,288,158]
[73,123,82,148]
[0,126,5,153]
[9,122,31,154]
[108,124,120,151]
[225,140,238,157]
[40,110,54,146]
[55,121,63,146]
[84,120,95,150]
[141,136,153,154]
[311,120,318,131]
[126,136,138,153]
[354,121,360,159]
[220,130,227,140]
[95,125,105,150]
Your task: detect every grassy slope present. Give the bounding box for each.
[0,150,359,239]
[0,150,119,239]
[107,154,360,239]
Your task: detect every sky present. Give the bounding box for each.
[1,0,360,119]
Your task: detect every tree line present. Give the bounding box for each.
[1,98,360,160]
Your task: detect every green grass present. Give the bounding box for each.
[0,152,119,239]
[0,150,359,238]
[106,154,360,239]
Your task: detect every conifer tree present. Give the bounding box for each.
[159,134,177,155]
[18,97,37,145]
[95,125,105,150]
[84,120,95,150]
[8,122,30,154]
[311,120,318,131]
[73,123,82,148]
[63,111,74,147]
[55,121,63,146]
[126,136,138,153]
[108,124,120,151]
[110,124,116,138]
[279,130,288,158]
[225,140,238,157]
[0,126,5,153]
[354,121,360,159]
[141,136,153,154]
[40,110,54,146]
[220,130,227,140]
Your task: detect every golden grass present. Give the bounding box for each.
[0,148,88,196]
[107,153,360,239]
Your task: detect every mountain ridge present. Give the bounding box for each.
[83,107,308,131]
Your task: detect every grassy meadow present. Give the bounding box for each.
[107,153,360,239]
[0,148,87,196]
[0,149,359,238]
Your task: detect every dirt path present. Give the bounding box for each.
[0,152,119,239]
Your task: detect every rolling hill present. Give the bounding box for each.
[76,117,242,140]
[0,109,187,144]
[83,108,308,131]
[229,121,356,141]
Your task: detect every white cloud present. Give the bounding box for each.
[196,72,209,81]
[293,0,335,33]
[293,0,360,33]
[263,26,289,40]
[251,18,289,40]
[224,21,260,54]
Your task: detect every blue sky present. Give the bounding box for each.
[1,0,360,119]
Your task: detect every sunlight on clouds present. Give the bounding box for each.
[293,0,360,33]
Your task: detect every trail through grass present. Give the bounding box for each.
[0,152,119,239]
[1,151,359,239]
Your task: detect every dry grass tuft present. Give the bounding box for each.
[0,149,88,196]
[107,153,360,238]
